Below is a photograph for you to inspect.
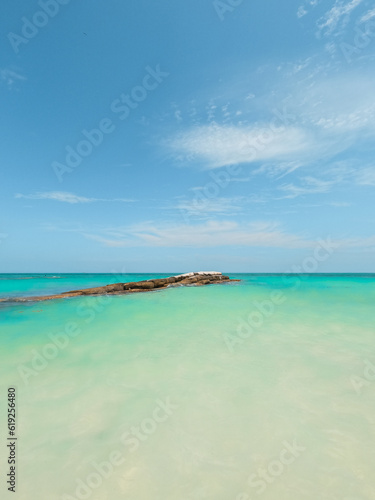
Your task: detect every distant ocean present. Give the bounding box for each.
[1,274,375,500]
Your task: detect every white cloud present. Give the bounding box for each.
[168,124,317,169]
[175,197,244,217]
[167,68,375,173]
[82,220,375,251]
[16,192,93,204]
[15,192,134,204]
[317,0,364,36]
[340,235,375,249]
[360,7,375,22]
[277,163,375,198]
[294,71,375,135]
[83,220,313,249]
[254,162,304,179]
[355,167,375,186]
[329,201,352,207]
[165,62,375,210]
[278,176,338,198]
[297,0,321,18]
[173,194,267,219]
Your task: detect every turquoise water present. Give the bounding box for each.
[1,274,375,500]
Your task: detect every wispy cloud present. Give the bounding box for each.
[83,220,313,249]
[297,0,321,18]
[329,201,352,207]
[168,124,317,169]
[355,166,375,186]
[254,162,304,179]
[82,220,375,251]
[304,75,375,134]
[15,192,135,204]
[317,0,364,37]
[359,7,375,22]
[166,65,375,176]
[278,176,337,198]
[175,196,244,217]
[0,68,26,89]
[278,163,375,198]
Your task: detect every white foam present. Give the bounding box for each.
[175,272,222,278]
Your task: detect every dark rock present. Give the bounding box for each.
[123,282,137,290]
[105,283,125,293]
[81,287,105,295]
[174,275,186,282]
[165,277,177,284]
[196,279,211,286]
[136,281,155,289]
[179,277,198,285]
[152,279,167,288]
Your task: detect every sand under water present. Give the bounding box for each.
[0,273,374,500]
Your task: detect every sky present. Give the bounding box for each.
[1,0,375,273]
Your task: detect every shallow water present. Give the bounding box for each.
[1,274,375,500]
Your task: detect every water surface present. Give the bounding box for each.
[0,274,374,500]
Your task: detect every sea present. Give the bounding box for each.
[0,273,374,500]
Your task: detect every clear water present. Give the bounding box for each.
[0,274,374,500]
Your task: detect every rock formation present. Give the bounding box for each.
[0,272,239,303]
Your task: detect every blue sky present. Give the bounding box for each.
[1,0,375,272]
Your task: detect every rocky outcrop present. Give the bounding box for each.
[0,273,239,303]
